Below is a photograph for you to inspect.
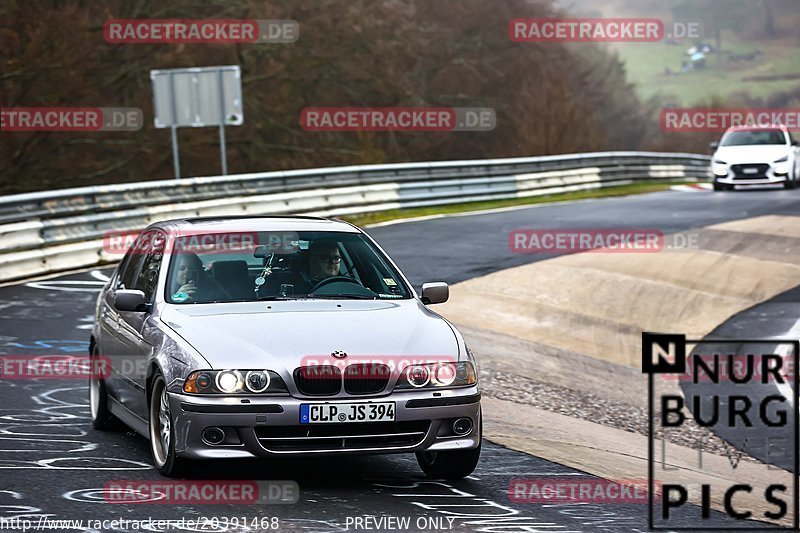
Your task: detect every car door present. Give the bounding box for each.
[114,230,165,418]
[99,243,147,401]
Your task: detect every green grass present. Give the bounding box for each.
[340,181,691,226]
[613,32,800,105]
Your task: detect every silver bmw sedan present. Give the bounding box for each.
[90,216,481,478]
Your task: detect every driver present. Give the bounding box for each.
[297,240,342,292]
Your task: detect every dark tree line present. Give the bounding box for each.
[0,0,755,194]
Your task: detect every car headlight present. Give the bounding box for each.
[774,156,789,163]
[216,370,241,393]
[395,362,476,390]
[183,369,288,394]
[711,159,728,176]
[245,370,271,393]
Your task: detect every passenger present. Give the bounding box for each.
[171,252,230,303]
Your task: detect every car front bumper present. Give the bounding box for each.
[714,176,788,186]
[168,386,481,459]
[712,162,791,185]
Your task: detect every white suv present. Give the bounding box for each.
[710,125,800,191]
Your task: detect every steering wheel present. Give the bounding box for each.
[310,276,363,293]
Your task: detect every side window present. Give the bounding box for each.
[133,232,165,302]
[116,231,152,290]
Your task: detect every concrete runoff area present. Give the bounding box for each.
[440,215,800,367]
[438,214,800,526]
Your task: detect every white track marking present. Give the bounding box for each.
[25,280,105,292]
[89,270,110,282]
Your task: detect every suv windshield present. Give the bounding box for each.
[164,230,411,304]
[720,130,787,146]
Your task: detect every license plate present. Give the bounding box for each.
[743,167,758,174]
[300,402,395,424]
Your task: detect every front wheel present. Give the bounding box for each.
[416,417,482,480]
[713,181,728,191]
[784,179,797,190]
[149,372,185,476]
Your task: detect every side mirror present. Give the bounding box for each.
[114,289,148,312]
[709,141,719,150]
[421,282,449,305]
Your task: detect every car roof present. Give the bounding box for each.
[147,216,362,235]
[725,123,789,133]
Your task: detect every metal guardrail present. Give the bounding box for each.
[0,151,710,283]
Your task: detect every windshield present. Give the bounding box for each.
[720,130,787,146]
[164,230,411,303]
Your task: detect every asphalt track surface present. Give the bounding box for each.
[1,187,797,532]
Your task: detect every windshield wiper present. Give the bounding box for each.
[309,294,377,300]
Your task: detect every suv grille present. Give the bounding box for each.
[294,366,341,396]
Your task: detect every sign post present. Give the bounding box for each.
[150,65,244,179]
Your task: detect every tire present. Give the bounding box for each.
[784,179,796,190]
[416,414,482,480]
[713,181,727,191]
[149,372,185,477]
[89,348,120,430]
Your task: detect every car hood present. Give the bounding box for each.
[714,145,790,164]
[159,299,460,372]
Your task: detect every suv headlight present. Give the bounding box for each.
[774,155,789,163]
[713,158,727,165]
[395,362,476,390]
[183,369,288,394]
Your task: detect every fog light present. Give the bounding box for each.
[452,418,473,436]
[774,165,790,176]
[406,366,430,388]
[202,427,225,445]
[712,167,728,176]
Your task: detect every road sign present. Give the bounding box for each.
[150,65,243,178]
